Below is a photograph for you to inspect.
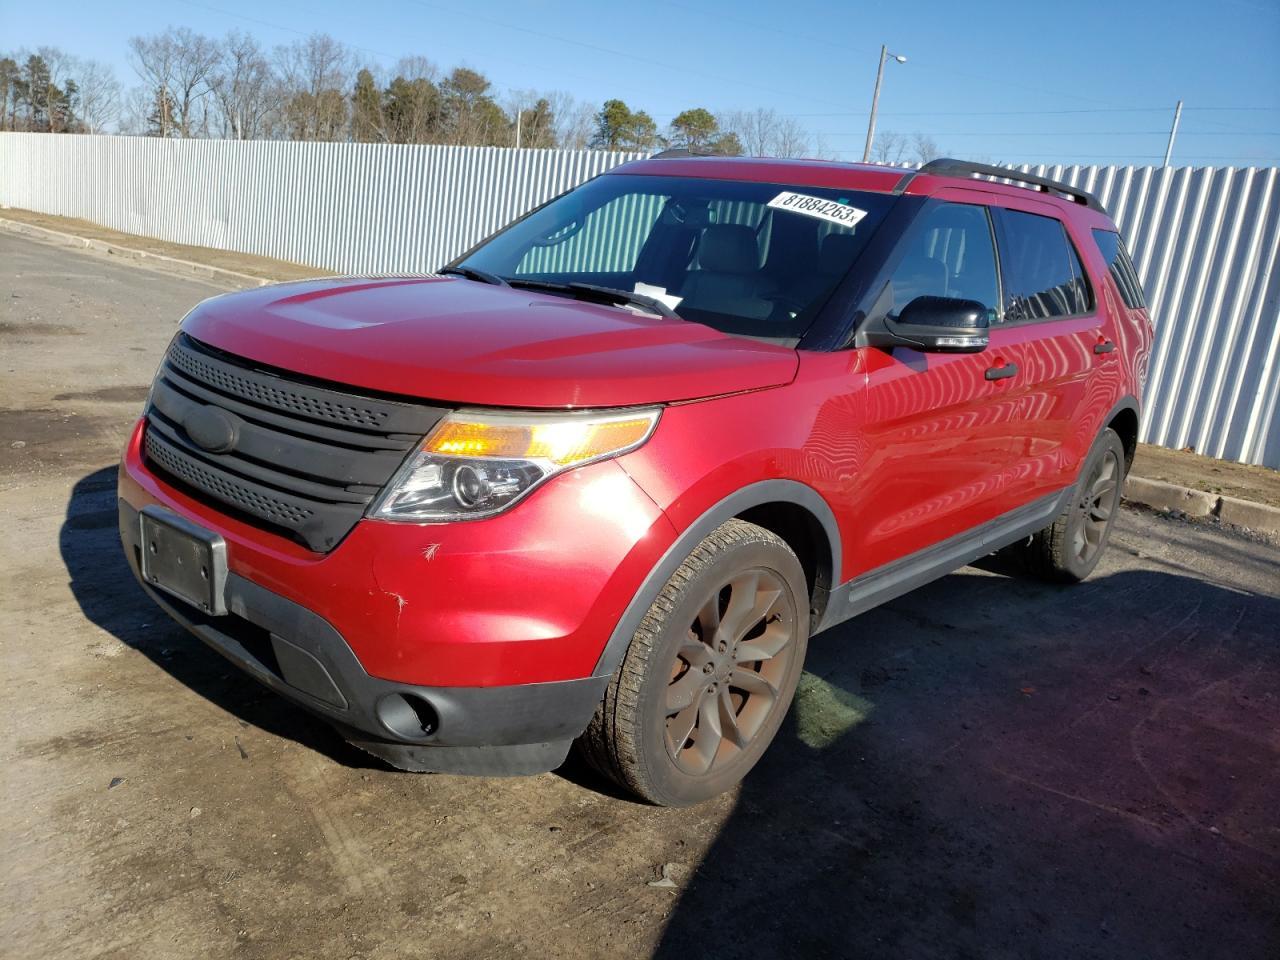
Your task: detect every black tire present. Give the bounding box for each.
[1018,427,1127,582]
[578,519,809,806]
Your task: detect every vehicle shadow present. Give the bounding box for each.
[653,545,1280,960]
[60,465,381,769]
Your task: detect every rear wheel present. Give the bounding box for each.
[1018,427,1127,582]
[579,519,809,806]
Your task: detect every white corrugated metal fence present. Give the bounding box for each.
[1,133,1276,467]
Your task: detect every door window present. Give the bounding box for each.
[887,202,1000,317]
[997,209,1092,321]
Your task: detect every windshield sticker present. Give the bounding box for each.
[767,192,868,229]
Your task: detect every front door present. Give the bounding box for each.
[846,191,1035,577]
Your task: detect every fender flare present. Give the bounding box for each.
[1103,394,1140,425]
[592,479,841,678]
[1099,394,1141,464]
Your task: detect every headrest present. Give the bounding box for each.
[699,224,758,273]
[818,233,860,274]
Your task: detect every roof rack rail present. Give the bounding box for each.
[897,158,1106,213]
[649,147,718,159]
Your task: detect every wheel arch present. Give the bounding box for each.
[1104,396,1140,472]
[593,480,841,679]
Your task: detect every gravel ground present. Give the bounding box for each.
[2,232,1278,960]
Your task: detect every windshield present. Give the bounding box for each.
[455,174,894,342]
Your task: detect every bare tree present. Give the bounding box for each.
[127,33,175,136]
[210,31,273,139]
[72,58,120,133]
[169,29,219,137]
[549,91,595,149]
[393,56,438,88]
[719,108,813,158]
[129,28,218,137]
[871,130,910,165]
[275,34,352,141]
[911,132,942,164]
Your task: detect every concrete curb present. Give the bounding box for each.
[1125,475,1280,540]
[0,217,273,288]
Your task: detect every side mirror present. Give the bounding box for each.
[882,296,990,353]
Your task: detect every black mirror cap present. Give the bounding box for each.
[885,295,991,353]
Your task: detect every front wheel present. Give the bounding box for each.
[578,519,809,806]
[1019,427,1127,582]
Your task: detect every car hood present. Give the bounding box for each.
[181,276,799,408]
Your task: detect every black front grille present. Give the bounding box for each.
[144,334,448,552]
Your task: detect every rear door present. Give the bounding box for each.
[990,199,1107,502]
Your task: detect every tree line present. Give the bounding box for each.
[1,28,945,161]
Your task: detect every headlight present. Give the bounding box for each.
[368,408,661,522]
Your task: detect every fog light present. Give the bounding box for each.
[375,692,440,740]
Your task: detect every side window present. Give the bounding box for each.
[888,202,1000,317]
[1092,228,1148,309]
[997,209,1092,321]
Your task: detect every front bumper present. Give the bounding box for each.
[117,417,678,775]
[120,498,609,774]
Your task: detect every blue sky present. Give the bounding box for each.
[3,0,1278,166]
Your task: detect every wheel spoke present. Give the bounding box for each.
[678,634,713,668]
[687,691,723,773]
[729,666,777,703]
[666,669,705,714]
[1090,501,1112,521]
[1091,477,1117,500]
[666,699,701,758]
[736,620,792,663]
[695,593,721,641]
[718,688,748,750]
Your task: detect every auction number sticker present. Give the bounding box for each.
[766,192,868,229]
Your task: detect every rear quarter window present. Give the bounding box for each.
[1092,229,1148,310]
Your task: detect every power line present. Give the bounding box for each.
[403,0,853,109]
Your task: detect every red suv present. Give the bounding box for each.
[118,156,1152,805]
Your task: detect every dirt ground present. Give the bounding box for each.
[0,207,328,283]
[2,233,1278,960]
[1133,443,1280,508]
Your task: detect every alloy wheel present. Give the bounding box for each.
[663,569,798,776]
[1073,447,1120,566]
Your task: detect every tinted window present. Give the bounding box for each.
[460,174,894,341]
[887,202,1000,318]
[998,209,1091,321]
[1092,229,1147,309]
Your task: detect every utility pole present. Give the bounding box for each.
[515,109,522,149]
[1163,100,1183,168]
[862,45,906,163]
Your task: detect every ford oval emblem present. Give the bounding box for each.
[184,405,239,454]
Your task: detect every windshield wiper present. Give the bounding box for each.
[438,266,509,286]
[505,278,680,320]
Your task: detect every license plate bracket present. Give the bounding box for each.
[138,506,228,615]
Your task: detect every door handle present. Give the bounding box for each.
[1094,339,1115,355]
[984,361,1019,381]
